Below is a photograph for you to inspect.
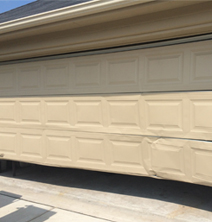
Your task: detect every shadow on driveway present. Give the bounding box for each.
[1,164,212,213]
[0,191,56,222]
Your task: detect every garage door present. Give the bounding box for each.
[0,39,212,186]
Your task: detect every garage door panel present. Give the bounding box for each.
[0,67,17,95]
[0,100,18,124]
[20,131,44,161]
[106,95,141,129]
[0,40,212,96]
[74,133,108,171]
[0,39,212,186]
[44,98,71,126]
[188,93,212,140]
[143,94,188,137]
[73,57,102,87]
[144,137,189,181]
[190,141,212,185]
[45,131,73,165]
[73,98,104,127]
[105,52,140,92]
[0,126,212,186]
[18,64,42,94]
[19,99,43,125]
[0,93,211,140]
[190,100,212,131]
[144,51,183,84]
[71,55,105,94]
[109,137,147,175]
[145,100,184,131]
[43,60,70,94]
[190,47,212,83]
[0,129,18,157]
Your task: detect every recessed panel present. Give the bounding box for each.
[20,100,42,124]
[191,50,212,82]
[150,139,185,176]
[108,100,140,128]
[0,68,16,91]
[145,53,183,84]
[191,142,212,182]
[76,137,105,165]
[44,63,69,89]
[20,133,43,158]
[18,66,41,90]
[110,140,142,167]
[0,101,16,123]
[45,100,70,125]
[46,135,72,161]
[75,61,101,87]
[106,56,138,86]
[74,100,103,126]
[145,99,183,131]
[0,132,17,155]
[190,100,212,132]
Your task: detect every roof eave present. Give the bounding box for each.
[0,0,204,36]
[0,0,212,62]
[0,0,155,35]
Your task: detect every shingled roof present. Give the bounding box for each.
[0,0,92,23]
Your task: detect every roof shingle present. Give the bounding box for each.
[0,0,92,23]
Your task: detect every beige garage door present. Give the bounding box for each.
[0,39,212,186]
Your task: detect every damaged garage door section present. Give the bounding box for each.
[0,38,212,187]
[0,130,212,187]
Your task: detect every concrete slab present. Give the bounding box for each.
[0,195,52,222]
[0,165,212,222]
[0,194,109,222]
[31,208,110,222]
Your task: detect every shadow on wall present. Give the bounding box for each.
[0,191,56,222]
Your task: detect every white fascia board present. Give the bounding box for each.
[0,0,154,34]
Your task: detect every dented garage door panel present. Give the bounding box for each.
[0,40,212,187]
[0,129,212,186]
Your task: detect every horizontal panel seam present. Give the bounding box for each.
[0,125,211,143]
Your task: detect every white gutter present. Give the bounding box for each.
[0,0,154,34]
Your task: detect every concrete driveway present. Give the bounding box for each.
[0,164,212,222]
